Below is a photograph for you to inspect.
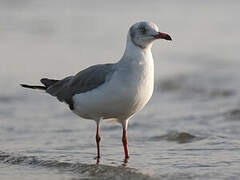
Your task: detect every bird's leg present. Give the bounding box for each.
[96,120,101,163]
[122,128,129,162]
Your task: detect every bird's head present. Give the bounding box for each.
[129,21,172,49]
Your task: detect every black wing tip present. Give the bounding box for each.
[20,84,46,90]
[20,84,30,88]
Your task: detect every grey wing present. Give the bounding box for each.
[45,63,115,110]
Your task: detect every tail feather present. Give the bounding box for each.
[21,78,59,91]
[40,78,59,88]
[20,84,46,90]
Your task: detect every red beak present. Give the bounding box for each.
[153,32,172,41]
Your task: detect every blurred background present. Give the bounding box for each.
[1,0,239,86]
[0,0,240,180]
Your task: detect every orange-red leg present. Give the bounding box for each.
[96,123,101,162]
[122,128,129,161]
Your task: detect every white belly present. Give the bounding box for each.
[72,59,154,121]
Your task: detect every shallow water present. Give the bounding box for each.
[1,0,240,179]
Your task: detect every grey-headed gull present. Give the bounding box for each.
[21,21,172,162]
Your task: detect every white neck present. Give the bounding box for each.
[119,33,153,63]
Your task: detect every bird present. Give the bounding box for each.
[21,21,172,163]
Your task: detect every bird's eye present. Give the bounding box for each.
[139,26,147,34]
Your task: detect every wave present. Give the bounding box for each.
[156,74,235,99]
[0,94,23,103]
[224,109,240,121]
[149,131,203,144]
[0,152,156,180]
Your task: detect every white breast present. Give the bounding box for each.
[72,49,154,121]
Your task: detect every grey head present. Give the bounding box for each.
[129,21,172,49]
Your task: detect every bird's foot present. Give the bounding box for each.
[122,156,129,166]
[94,156,100,164]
